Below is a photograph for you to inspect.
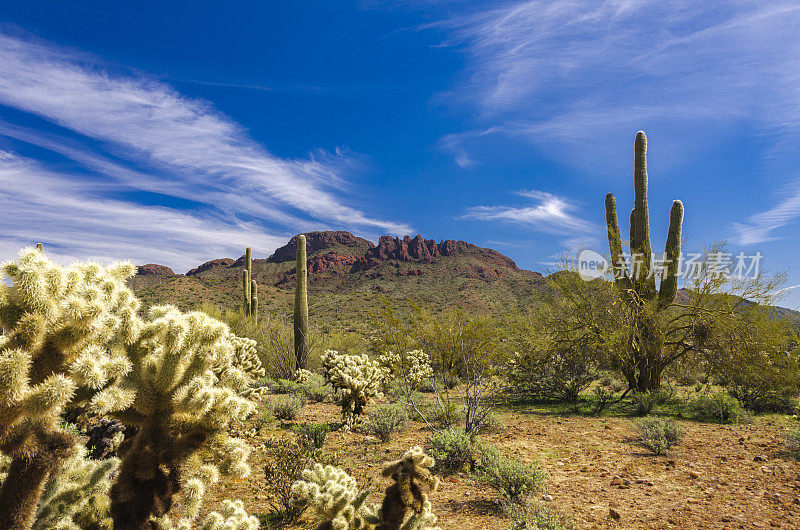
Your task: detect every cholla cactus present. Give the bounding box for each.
[292,463,378,530]
[92,306,260,528]
[155,499,259,530]
[32,445,117,530]
[295,367,315,383]
[293,447,441,530]
[378,351,433,390]
[376,446,440,530]
[321,350,387,427]
[0,247,139,529]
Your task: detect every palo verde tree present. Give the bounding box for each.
[0,247,140,529]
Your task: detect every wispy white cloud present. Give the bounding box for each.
[434,1,800,243]
[461,189,594,234]
[0,152,283,270]
[0,31,411,269]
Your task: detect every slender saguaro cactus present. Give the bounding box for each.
[251,279,258,324]
[294,235,309,371]
[242,247,253,318]
[603,131,684,391]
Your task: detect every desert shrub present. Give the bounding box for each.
[631,387,672,416]
[292,423,330,449]
[272,395,304,421]
[321,349,387,427]
[426,428,474,474]
[784,428,800,459]
[687,393,749,424]
[632,417,682,455]
[441,372,461,390]
[263,436,336,524]
[296,373,332,403]
[419,398,462,429]
[270,378,301,394]
[506,345,598,403]
[501,499,574,530]
[474,443,546,503]
[366,403,408,442]
[591,386,615,416]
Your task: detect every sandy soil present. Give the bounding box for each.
[202,397,800,529]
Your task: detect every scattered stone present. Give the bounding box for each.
[609,508,621,521]
[611,476,622,486]
[688,472,700,479]
[754,455,767,462]
[542,494,553,502]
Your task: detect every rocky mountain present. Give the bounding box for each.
[129,231,546,330]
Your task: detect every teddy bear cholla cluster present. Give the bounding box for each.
[377,349,433,390]
[291,446,441,530]
[321,350,388,427]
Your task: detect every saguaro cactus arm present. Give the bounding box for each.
[604,193,632,290]
[657,200,684,308]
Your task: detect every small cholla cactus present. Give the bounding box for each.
[293,447,442,530]
[91,306,261,528]
[377,446,441,530]
[378,351,433,390]
[32,445,117,530]
[291,463,378,530]
[295,367,315,383]
[321,350,387,427]
[0,247,139,529]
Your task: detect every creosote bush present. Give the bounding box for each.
[784,427,800,459]
[631,417,682,455]
[686,393,748,424]
[501,499,574,530]
[366,403,408,443]
[426,428,474,474]
[272,394,304,421]
[474,443,546,504]
[293,423,331,449]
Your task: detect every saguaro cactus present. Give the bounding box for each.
[251,279,258,324]
[294,235,309,371]
[604,131,684,390]
[242,247,252,317]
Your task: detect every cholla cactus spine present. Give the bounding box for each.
[295,235,310,371]
[377,446,440,530]
[378,351,433,390]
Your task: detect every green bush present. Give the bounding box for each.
[419,399,462,428]
[474,443,546,503]
[632,417,682,455]
[687,393,748,424]
[366,403,408,442]
[271,395,303,421]
[292,423,330,449]
[631,388,672,416]
[591,386,614,416]
[442,372,461,390]
[426,428,474,474]
[475,412,505,434]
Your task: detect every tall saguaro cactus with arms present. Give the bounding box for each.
[604,131,684,391]
[294,235,310,371]
[241,247,258,322]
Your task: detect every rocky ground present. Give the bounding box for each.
[201,395,800,529]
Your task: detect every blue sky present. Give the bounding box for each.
[2,1,800,307]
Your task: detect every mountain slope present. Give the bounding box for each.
[128,231,546,331]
